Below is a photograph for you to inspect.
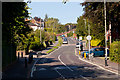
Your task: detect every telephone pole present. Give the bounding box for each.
[104,0,108,66]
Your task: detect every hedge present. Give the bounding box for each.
[110,41,120,63]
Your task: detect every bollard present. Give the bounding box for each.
[84,53,86,59]
[82,53,84,58]
[25,57,27,68]
[79,50,81,55]
[18,52,20,61]
[21,52,23,58]
[31,55,33,62]
[28,55,31,63]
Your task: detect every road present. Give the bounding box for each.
[31,37,118,80]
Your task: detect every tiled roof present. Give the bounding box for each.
[28,22,37,26]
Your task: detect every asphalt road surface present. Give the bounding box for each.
[31,37,118,80]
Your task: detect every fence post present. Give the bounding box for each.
[25,57,27,68]
[18,52,20,61]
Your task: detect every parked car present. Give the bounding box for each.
[63,37,68,44]
[81,47,109,57]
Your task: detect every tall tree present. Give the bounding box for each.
[2,2,31,67]
[81,2,120,40]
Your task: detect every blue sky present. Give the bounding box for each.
[27,2,84,24]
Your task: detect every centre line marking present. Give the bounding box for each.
[58,55,73,71]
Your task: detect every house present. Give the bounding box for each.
[25,18,45,31]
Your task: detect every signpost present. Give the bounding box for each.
[79,36,82,55]
[87,35,91,60]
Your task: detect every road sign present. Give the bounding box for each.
[86,35,91,40]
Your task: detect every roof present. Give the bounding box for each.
[28,22,37,26]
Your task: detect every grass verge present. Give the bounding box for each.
[46,36,63,54]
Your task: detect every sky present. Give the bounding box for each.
[27,1,84,24]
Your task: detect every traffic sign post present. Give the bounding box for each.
[86,35,91,60]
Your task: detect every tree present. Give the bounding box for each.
[81,2,120,41]
[44,14,48,22]
[2,2,31,68]
[75,16,88,38]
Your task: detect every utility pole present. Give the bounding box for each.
[104,0,108,66]
[88,24,91,60]
[53,19,54,41]
[109,21,111,46]
[40,19,42,43]
[83,19,86,50]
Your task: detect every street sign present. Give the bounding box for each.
[86,35,91,40]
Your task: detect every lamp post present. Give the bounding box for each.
[104,0,108,66]
[88,24,91,60]
[40,19,42,44]
[83,19,86,50]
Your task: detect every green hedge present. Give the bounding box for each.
[110,41,120,63]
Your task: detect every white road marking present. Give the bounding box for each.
[39,68,46,71]
[30,46,62,78]
[79,75,89,80]
[58,55,73,71]
[31,58,39,77]
[74,49,119,75]
[55,69,65,79]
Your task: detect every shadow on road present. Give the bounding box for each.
[32,57,118,80]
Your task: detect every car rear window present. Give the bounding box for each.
[64,38,67,41]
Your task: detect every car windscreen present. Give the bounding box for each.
[64,38,67,41]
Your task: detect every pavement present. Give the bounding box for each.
[2,41,59,80]
[73,38,120,77]
[2,58,35,80]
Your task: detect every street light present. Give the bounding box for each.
[84,18,91,60]
[83,19,86,50]
[88,24,91,60]
[104,0,108,66]
[40,19,42,43]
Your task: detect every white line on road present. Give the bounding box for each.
[58,55,73,71]
[55,69,65,79]
[79,75,89,80]
[58,49,89,80]
[31,58,39,77]
[74,49,119,75]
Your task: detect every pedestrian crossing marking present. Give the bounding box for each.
[39,68,47,71]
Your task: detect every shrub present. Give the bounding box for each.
[56,36,63,47]
[110,41,120,63]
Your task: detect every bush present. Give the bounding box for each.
[110,41,120,63]
[56,36,63,47]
